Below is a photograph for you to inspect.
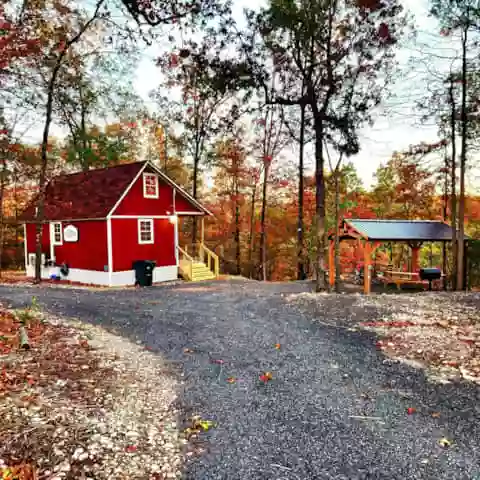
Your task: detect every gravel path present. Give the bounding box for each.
[1,280,480,479]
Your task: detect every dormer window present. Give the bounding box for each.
[143,173,159,199]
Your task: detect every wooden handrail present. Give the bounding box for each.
[177,246,194,280]
[178,245,194,262]
[199,243,219,277]
[178,243,219,278]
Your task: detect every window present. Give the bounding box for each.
[138,219,154,244]
[143,173,159,198]
[51,222,63,245]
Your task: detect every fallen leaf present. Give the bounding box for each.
[407,407,416,415]
[431,412,441,418]
[275,343,281,350]
[259,372,273,383]
[443,361,459,368]
[211,359,224,364]
[226,377,236,384]
[197,420,216,431]
[438,437,452,448]
[125,445,138,453]
[183,348,194,354]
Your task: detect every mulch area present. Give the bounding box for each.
[0,305,117,479]
[353,293,480,384]
[0,302,187,480]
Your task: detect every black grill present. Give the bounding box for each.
[419,268,442,291]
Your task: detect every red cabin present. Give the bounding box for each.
[20,161,214,286]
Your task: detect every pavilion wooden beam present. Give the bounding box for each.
[364,241,372,294]
[329,239,335,287]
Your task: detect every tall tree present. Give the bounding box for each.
[239,0,405,291]
[255,105,286,281]
[153,43,247,243]
[430,0,480,289]
[56,50,141,172]
[25,0,108,282]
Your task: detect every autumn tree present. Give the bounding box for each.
[152,42,248,243]
[210,137,250,275]
[15,0,109,282]
[281,97,314,280]
[56,48,141,171]
[0,4,41,81]
[238,0,406,291]
[253,106,287,281]
[372,154,436,220]
[430,0,480,289]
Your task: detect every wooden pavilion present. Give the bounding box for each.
[329,219,469,294]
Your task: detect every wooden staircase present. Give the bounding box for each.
[178,243,219,282]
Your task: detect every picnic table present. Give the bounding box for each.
[377,269,444,290]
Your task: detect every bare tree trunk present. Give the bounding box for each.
[247,184,257,278]
[234,177,241,275]
[297,103,306,281]
[314,118,326,292]
[192,154,199,247]
[457,27,468,291]
[34,0,104,283]
[35,69,59,283]
[442,148,449,290]
[334,169,341,292]
[449,76,458,290]
[0,153,7,278]
[259,163,269,281]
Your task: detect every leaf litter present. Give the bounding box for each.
[0,302,194,479]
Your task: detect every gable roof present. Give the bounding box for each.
[341,219,469,242]
[20,161,211,222]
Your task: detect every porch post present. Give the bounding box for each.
[201,216,204,244]
[329,238,335,287]
[364,241,372,295]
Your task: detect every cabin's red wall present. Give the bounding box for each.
[111,218,176,271]
[112,166,203,216]
[174,191,203,213]
[25,221,107,270]
[26,224,50,256]
[53,221,108,271]
[114,167,174,215]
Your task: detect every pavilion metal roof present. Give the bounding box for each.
[342,219,468,242]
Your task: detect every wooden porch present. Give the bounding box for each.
[176,217,219,281]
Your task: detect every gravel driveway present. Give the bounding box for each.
[1,279,480,480]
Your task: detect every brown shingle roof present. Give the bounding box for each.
[20,162,144,221]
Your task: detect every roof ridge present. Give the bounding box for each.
[51,161,146,180]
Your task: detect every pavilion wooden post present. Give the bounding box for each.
[329,239,335,287]
[408,241,422,273]
[364,241,372,294]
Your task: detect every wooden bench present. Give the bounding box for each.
[377,270,426,290]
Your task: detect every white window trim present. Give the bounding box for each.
[138,218,154,244]
[143,173,159,199]
[51,222,63,246]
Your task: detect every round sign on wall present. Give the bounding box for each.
[63,224,79,242]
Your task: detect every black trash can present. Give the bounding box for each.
[132,260,156,287]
